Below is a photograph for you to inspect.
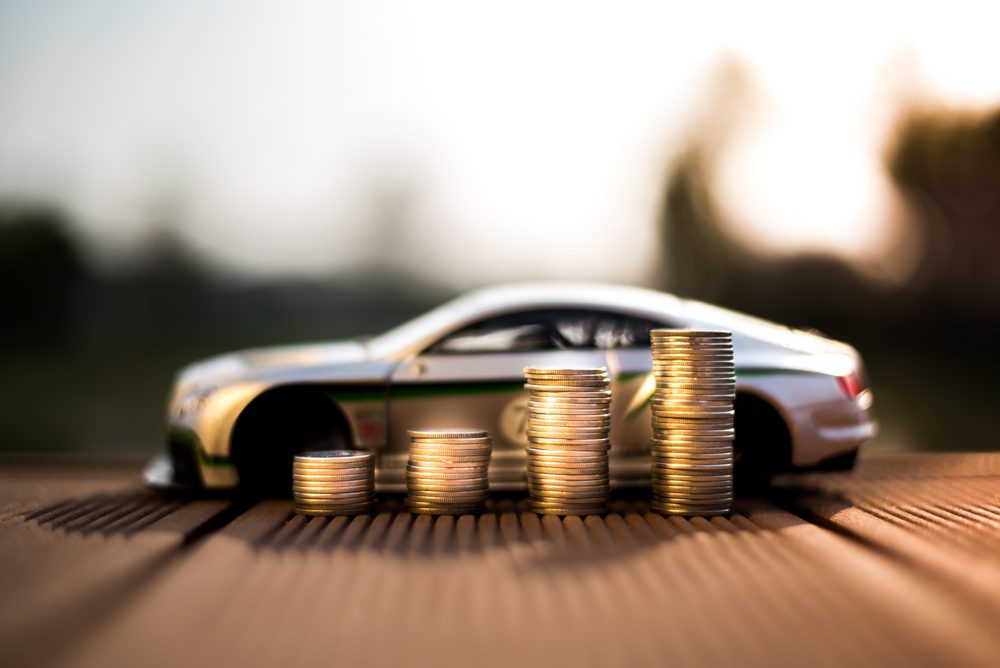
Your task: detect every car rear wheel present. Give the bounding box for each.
[231,386,351,497]
[733,393,791,492]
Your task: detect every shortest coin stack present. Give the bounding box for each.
[406,429,492,515]
[293,450,376,516]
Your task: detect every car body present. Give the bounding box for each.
[145,282,875,494]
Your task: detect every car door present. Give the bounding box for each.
[385,309,611,479]
[598,312,675,475]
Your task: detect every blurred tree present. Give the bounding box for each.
[887,106,1000,339]
[0,202,91,343]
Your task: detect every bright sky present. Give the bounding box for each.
[1,1,999,284]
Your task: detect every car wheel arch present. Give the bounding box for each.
[732,387,794,489]
[229,384,354,495]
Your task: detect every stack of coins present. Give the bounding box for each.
[524,367,611,516]
[292,450,376,516]
[649,330,735,516]
[405,429,492,515]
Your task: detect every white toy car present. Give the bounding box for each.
[145,282,875,494]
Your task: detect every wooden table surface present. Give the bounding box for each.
[2,452,999,668]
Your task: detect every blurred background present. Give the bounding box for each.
[1,1,998,457]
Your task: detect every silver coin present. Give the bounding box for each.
[650,328,732,335]
[528,416,611,426]
[407,490,488,506]
[405,495,488,506]
[653,362,732,369]
[654,381,736,391]
[405,506,483,516]
[294,450,374,463]
[528,394,612,404]
[528,487,610,499]
[528,472,608,481]
[652,449,734,459]
[654,381,735,390]
[652,448,734,459]
[527,398,612,407]
[527,461,609,472]
[406,460,490,470]
[650,492,733,501]
[655,417,734,427]
[527,402,613,410]
[408,440,492,450]
[293,489,373,499]
[653,429,735,439]
[653,446,734,457]
[407,489,489,500]
[524,366,608,374]
[528,421,610,431]
[525,376,609,385]
[528,502,607,513]
[405,462,490,472]
[528,434,611,445]
[651,474,734,486]
[528,411,611,420]
[651,407,735,419]
[526,466,607,475]
[294,499,377,508]
[292,468,375,478]
[652,452,734,462]
[651,450,734,461]
[652,498,734,509]
[652,434,735,444]
[295,505,376,517]
[409,447,492,459]
[526,430,609,441]
[524,370,609,379]
[528,388,612,398]
[651,459,733,470]
[408,442,492,452]
[406,478,489,490]
[292,479,373,489]
[407,428,489,438]
[528,487,609,499]
[293,486,376,497]
[293,461,377,472]
[405,468,489,479]
[405,470,489,481]
[525,373,609,381]
[651,354,733,363]
[407,447,492,458]
[651,485,733,497]
[652,395,734,405]
[526,448,608,461]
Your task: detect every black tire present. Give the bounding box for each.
[231,387,350,497]
[733,393,792,492]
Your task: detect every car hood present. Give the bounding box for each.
[176,340,370,391]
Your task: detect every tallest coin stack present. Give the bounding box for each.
[649,329,736,516]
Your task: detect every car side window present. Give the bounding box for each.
[552,312,662,349]
[429,313,557,354]
[592,314,659,349]
[427,309,667,354]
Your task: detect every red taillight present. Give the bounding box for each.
[837,372,863,400]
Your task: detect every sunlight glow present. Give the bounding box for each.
[1,1,1000,283]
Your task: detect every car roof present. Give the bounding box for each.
[457,282,683,316]
[368,282,684,359]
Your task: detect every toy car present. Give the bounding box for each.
[144,282,875,494]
